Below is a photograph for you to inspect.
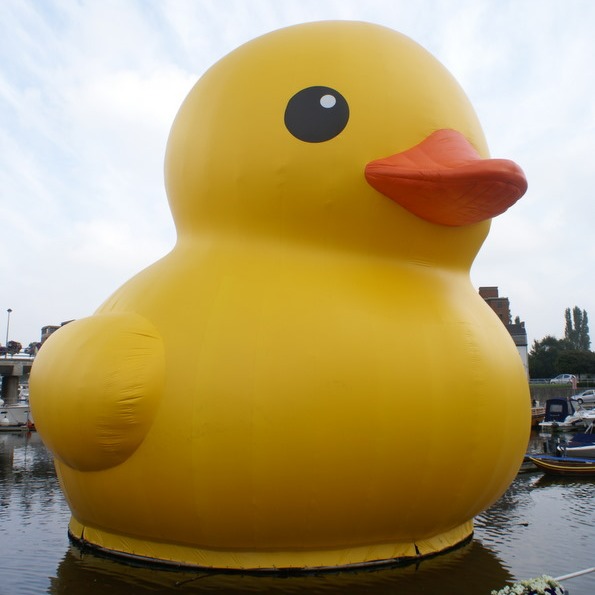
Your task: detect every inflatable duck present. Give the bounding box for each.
[30,21,530,571]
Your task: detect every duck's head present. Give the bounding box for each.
[165,21,526,267]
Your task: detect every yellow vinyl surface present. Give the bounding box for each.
[30,21,530,570]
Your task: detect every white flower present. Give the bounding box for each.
[491,575,566,595]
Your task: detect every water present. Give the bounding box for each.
[1,431,593,595]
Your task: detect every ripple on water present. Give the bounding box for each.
[1,433,594,595]
[475,471,595,589]
[0,432,70,595]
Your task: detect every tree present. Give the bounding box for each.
[557,350,595,376]
[25,342,41,356]
[528,335,571,379]
[6,340,22,355]
[564,306,590,351]
[530,308,592,379]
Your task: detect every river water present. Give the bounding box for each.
[1,431,593,595]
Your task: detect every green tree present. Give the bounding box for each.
[564,306,590,350]
[528,335,571,378]
[557,350,595,376]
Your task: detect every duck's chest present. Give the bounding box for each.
[166,253,504,368]
[110,247,508,372]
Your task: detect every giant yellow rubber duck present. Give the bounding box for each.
[30,21,530,571]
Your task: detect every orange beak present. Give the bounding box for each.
[365,129,527,226]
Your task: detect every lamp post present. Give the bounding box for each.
[5,308,12,357]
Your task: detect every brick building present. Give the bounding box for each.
[479,286,528,378]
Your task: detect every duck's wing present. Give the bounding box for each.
[30,312,164,471]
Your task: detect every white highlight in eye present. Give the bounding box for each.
[320,94,336,108]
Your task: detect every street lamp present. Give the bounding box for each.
[5,308,12,357]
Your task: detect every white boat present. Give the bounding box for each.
[557,423,595,458]
[0,401,33,431]
[538,398,591,431]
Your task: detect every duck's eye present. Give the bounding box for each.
[284,86,349,143]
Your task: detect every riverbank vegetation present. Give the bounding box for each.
[529,306,594,380]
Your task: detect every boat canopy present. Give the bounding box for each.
[543,398,574,423]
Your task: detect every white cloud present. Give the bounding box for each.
[2,0,595,349]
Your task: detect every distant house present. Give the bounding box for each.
[40,320,74,344]
[479,286,528,379]
[41,325,61,343]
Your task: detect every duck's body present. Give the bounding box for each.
[31,21,529,570]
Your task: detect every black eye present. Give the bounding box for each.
[284,86,349,143]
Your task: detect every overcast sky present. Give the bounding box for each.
[2,0,594,348]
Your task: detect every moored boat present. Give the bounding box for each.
[557,422,595,458]
[528,454,595,477]
[531,405,545,427]
[0,402,33,431]
[538,398,591,431]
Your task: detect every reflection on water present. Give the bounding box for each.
[50,540,510,595]
[1,431,593,595]
[0,432,71,595]
[474,460,595,595]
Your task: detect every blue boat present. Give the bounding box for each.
[557,422,595,458]
[538,398,591,431]
[528,453,595,477]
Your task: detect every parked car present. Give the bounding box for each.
[571,389,595,405]
[550,374,577,385]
